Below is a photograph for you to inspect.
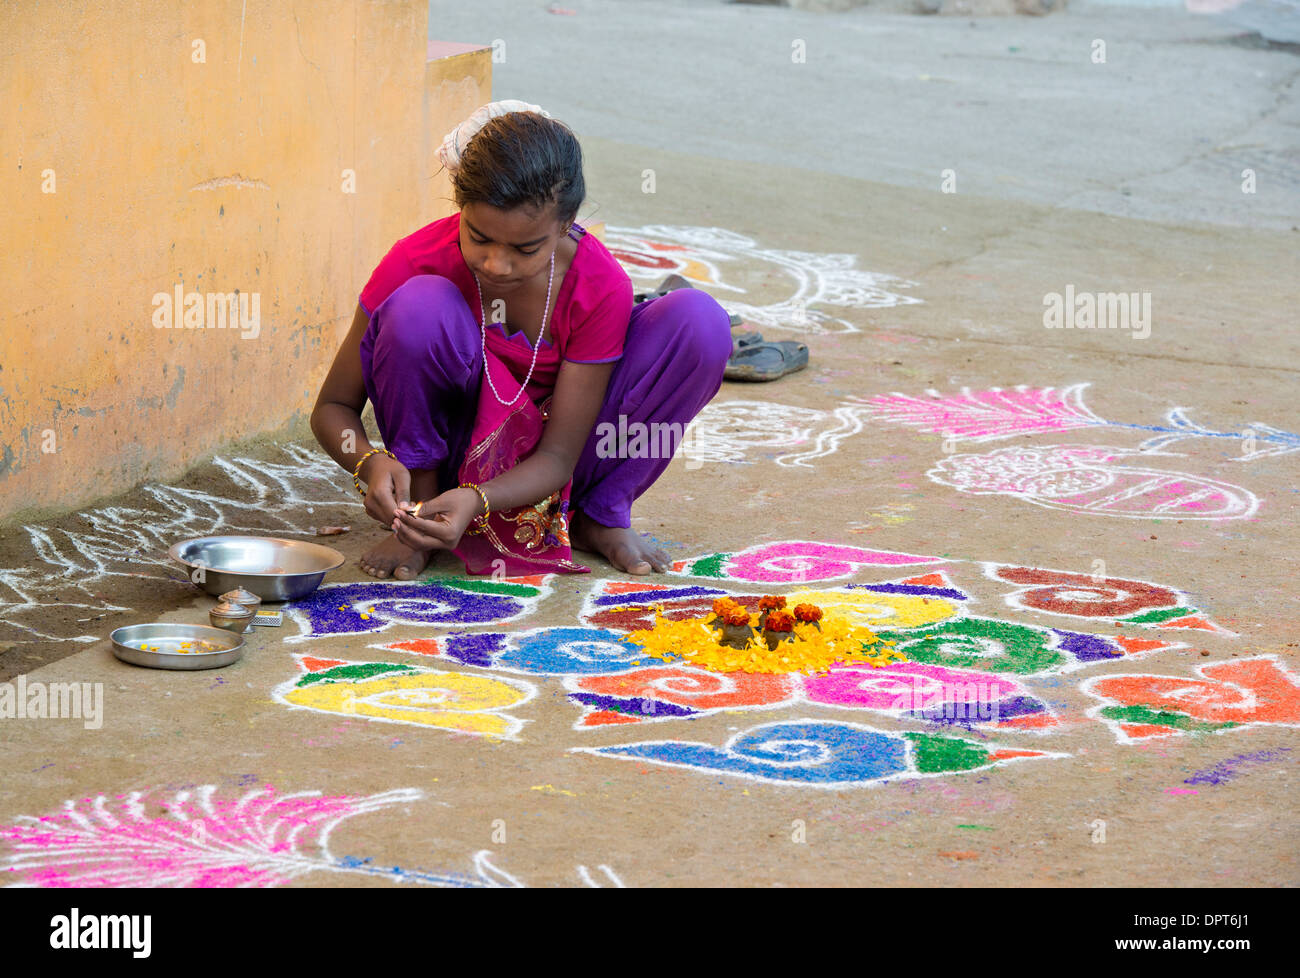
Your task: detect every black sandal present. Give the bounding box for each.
[633,278,767,358]
[724,340,809,382]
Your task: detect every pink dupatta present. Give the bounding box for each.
[452,348,590,576]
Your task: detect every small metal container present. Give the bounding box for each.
[219,587,263,614]
[110,623,244,671]
[209,599,256,633]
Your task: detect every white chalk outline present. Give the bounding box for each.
[1080,654,1300,745]
[606,224,923,336]
[271,653,538,741]
[571,717,1066,789]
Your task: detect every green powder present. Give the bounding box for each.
[905,733,990,773]
[1122,606,1196,624]
[689,552,732,579]
[438,577,540,598]
[1099,704,1236,732]
[297,663,417,687]
[877,617,1062,674]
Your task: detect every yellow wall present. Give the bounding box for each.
[0,1,491,523]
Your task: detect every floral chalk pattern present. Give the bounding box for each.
[223,539,1259,793]
[565,665,799,728]
[987,564,1232,635]
[860,383,1297,521]
[929,445,1260,520]
[273,654,537,740]
[574,719,1060,788]
[0,783,625,888]
[0,784,453,887]
[1082,655,1300,743]
[869,616,1182,677]
[672,540,946,584]
[804,661,1053,732]
[606,224,922,336]
[283,576,551,642]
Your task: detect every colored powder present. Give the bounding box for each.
[1183,748,1292,786]
[1100,705,1238,732]
[876,617,1062,674]
[297,663,416,687]
[847,582,968,601]
[592,585,723,607]
[435,577,540,598]
[444,632,508,668]
[904,732,990,773]
[626,610,904,675]
[569,692,697,719]
[1123,606,1198,625]
[688,552,732,579]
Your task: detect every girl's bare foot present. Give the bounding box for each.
[570,510,671,575]
[359,534,431,580]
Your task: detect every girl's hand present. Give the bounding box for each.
[361,454,412,525]
[391,487,482,552]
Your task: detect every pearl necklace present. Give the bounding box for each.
[474,252,555,407]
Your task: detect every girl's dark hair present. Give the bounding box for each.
[453,112,584,227]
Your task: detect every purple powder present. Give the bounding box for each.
[444,632,509,668]
[591,585,725,608]
[569,692,698,718]
[1184,748,1293,786]
[847,583,969,600]
[1051,628,1121,662]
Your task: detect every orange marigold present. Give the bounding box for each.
[793,603,823,623]
[723,607,751,627]
[758,595,787,612]
[765,610,796,632]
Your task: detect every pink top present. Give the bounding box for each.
[359,213,634,401]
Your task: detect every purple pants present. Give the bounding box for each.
[359,275,731,528]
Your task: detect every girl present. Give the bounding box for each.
[311,101,732,580]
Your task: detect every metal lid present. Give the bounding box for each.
[219,588,262,608]
[210,599,255,620]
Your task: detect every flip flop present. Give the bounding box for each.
[633,288,763,353]
[656,273,693,293]
[728,312,762,349]
[724,340,809,382]
[634,273,698,304]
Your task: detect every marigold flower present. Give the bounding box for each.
[711,596,740,618]
[625,609,898,675]
[765,610,796,632]
[758,595,787,612]
[793,603,823,623]
[723,607,752,627]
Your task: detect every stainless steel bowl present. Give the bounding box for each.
[169,535,346,601]
[110,622,245,671]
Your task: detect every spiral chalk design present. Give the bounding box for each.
[581,720,910,787]
[723,542,944,584]
[494,627,658,675]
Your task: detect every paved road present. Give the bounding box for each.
[429,0,1300,229]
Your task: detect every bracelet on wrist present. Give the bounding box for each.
[352,448,396,497]
[459,482,491,535]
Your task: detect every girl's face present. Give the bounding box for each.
[459,201,567,293]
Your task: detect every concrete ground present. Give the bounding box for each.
[1,2,1297,886]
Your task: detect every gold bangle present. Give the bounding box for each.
[459,482,491,535]
[352,448,396,497]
